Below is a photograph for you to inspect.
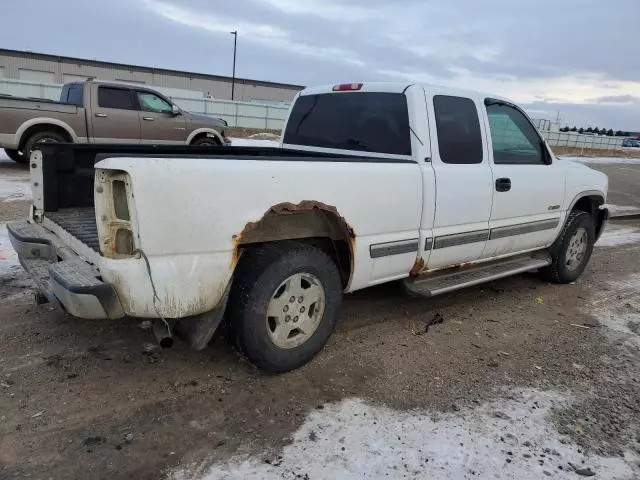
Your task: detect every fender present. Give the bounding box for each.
[566,190,606,213]
[186,128,223,145]
[556,190,607,242]
[16,117,81,145]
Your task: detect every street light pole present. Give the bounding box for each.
[230,30,237,101]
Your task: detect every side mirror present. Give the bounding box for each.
[172,105,181,115]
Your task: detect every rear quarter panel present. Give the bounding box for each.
[95,156,422,318]
[0,98,88,146]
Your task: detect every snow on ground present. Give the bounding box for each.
[560,156,640,165]
[230,138,279,148]
[0,224,20,281]
[0,151,31,202]
[597,223,640,247]
[589,273,640,350]
[171,388,637,480]
[608,204,640,214]
[0,177,31,202]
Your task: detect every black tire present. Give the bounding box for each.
[227,242,343,373]
[22,131,66,162]
[541,211,595,283]
[191,136,221,147]
[4,149,26,164]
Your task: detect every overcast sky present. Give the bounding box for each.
[3,0,640,129]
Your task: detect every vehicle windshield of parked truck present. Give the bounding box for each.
[8,81,609,373]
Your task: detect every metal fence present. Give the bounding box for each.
[0,78,290,130]
[541,131,624,151]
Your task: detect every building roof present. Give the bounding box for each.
[0,48,305,90]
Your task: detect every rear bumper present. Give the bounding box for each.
[7,220,124,319]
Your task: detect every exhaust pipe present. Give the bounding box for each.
[153,319,174,348]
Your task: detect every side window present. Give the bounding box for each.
[136,91,173,113]
[433,95,483,164]
[486,102,544,165]
[97,87,135,110]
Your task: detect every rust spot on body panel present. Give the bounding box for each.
[410,257,425,276]
[231,200,356,287]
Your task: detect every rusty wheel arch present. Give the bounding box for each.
[231,201,355,289]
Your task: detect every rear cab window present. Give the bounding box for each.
[283,92,411,156]
[433,95,483,164]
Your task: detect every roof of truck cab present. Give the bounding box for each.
[299,82,513,105]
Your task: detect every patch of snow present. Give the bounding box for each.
[0,177,31,202]
[608,204,640,214]
[248,132,280,140]
[0,149,9,162]
[589,273,640,350]
[230,138,279,148]
[597,224,640,247]
[560,156,640,165]
[0,224,21,281]
[170,389,638,480]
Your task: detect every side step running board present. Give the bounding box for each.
[403,252,552,298]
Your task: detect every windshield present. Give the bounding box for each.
[283,92,411,155]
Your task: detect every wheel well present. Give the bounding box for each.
[18,124,73,151]
[233,202,355,289]
[190,132,221,145]
[571,194,606,238]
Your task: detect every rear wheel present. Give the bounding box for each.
[541,211,595,283]
[4,149,26,164]
[227,242,343,373]
[22,131,66,162]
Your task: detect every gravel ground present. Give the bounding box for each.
[1,152,640,479]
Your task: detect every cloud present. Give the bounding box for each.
[593,95,640,105]
[257,0,381,22]
[141,0,366,67]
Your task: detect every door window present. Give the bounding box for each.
[137,91,173,114]
[486,102,545,165]
[433,95,483,164]
[97,87,135,110]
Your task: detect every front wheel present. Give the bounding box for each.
[227,242,343,373]
[541,211,595,283]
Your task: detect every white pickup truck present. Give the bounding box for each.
[8,82,608,372]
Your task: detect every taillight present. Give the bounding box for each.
[112,180,130,221]
[95,170,135,258]
[332,83,363,91]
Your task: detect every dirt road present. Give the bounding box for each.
[1,153,640,479]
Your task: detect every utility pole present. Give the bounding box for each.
[230,30,237,101]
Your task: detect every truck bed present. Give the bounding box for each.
[0,96,79,114]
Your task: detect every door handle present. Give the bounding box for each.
[94,113,107,118]
[495,178,511,192]
[143,116,155,121]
